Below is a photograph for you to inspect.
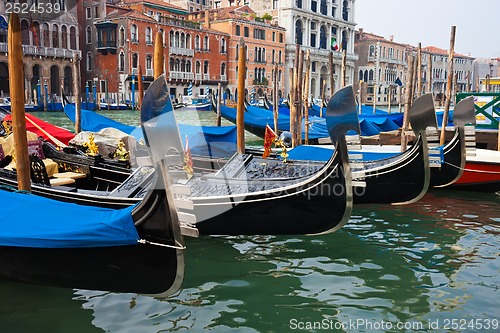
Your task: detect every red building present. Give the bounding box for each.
[80,0,229,105]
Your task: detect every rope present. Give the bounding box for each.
[444,161,500,175]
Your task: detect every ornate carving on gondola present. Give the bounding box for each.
[83,133,99,156]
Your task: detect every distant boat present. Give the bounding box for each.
[178,95,212,111]
[99,98,128,110]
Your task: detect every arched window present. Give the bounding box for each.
[61,25,68,49]
[368,69,374,81]
[180,32,185,48]
[146,55,152,70]
[42,23,49,47]
[52,24,59,48]
[119,27,125,47]
[132,53,138,69]
[119,52,125,71]
[203,36,209,51]
[186,34,191,49]
[221,63,226,76]
[195,61,201,74]
[319,25,327,49]
[204,61,209,74]
[20,20,30,45]
[86,52,92,71]
[186,60,192,73]
[131,24,138,42]
[195,35,200,51]
[221,37,226,54]
[69,26,77,49]
[342,0,349,21]
[86,26,92,44]
[145,27,152,44]
[369,45,375,57]
[295,20,303,45]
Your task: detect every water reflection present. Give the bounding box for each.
[0,186,498,332]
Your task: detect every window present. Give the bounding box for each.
[296,0,302,8]
[221,38,226,54]
[131,25,138,43]
[244,26,249,37]
[195,35,200,51]
[295,20,303,45]
[94,6,99,18]
[86,7,91,19]
[279,33,283,43]
[86,52,92,71]
[311,0,317,12]
[342,0,349,21]
[119,27,125,47]
[273,0,278,9]
[132,53,138,69]
[254,28,265,40]
[203,35,209,51]
[86,26,92,44]
[119,52,125,71]
[146,55,152,70]
[235,25,240,36]
[145,27,152,44]
[311,61,316,72]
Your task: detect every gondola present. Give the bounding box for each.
[0,124,185,297]
[141,75,354,235]
[323,89,437,205]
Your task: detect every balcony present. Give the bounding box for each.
[253,78,269,86]
[0,43,81,60]
[97,40,117,55]
[220,75,227,81]
[169,47,194,57]
[169,71,194,80]
[146,69,153,76]
[203,74,210,81]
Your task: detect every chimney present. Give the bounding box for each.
[205,9,210,28]
[389,35,394,42]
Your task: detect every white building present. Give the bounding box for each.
[215,0,358,99]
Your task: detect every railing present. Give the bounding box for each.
[169,47,194,56]
[0,43,81,59]
[457,92,500,129]
[203,74,210,81]
[97,41,117,48]
[131,68,138,75]
[169,71,194,80]
[220,75,227,81]
[195,74,202,81]
[146,69,153,76]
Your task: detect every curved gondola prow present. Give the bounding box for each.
[262,93,272,110]
[433,96,476,188]
[392,93,437,205]
[325,85,361,142]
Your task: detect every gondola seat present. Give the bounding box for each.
[29,155,75,187]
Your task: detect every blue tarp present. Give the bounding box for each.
[0,190,139,248]
[65,104,237,157]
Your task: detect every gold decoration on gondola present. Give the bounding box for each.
[274,138,289,163]
[113,140,130,161]
[1,120,12,136]
[83,133,99,156]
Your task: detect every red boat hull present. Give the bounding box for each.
[452,160,500,192]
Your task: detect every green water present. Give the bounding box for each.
[0,112,498,332]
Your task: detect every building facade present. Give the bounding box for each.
[80,0,229,104]
[354,30,409,107]
[0,1,80,104]
[232,0,358,99]
[190,6,286,101]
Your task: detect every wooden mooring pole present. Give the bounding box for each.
[303,49,311,145]
[216,82,222,127]
[8,13,31,191]
[154,32,164,79]
[72,53,81,134]
[401,52,414,152]
[138,65,144,108]
[236,38,246,154]
[440,26,456,146]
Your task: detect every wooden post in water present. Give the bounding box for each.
[427,53,433,94]
[320,79,326,118]
[440,26,456,146]
[411,49,418,106]
[303,49,311,145]
[387,85,392,113]
[401,52,414,152]
[72,53,81,133]
[154,32,164,79]
[417,43,422,96]
[341,49,347,88]
[273,63,279,134]
[236,38,246,154]
[290,44,300,148]
[466,71,471,92]
[296,50,304,145]
[358,80,363,114]
[329,51,335,95]
[137,65,144,108]
[216,82,222,127]
[8,14,31,191]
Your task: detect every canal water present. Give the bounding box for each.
[0,111,498,332]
